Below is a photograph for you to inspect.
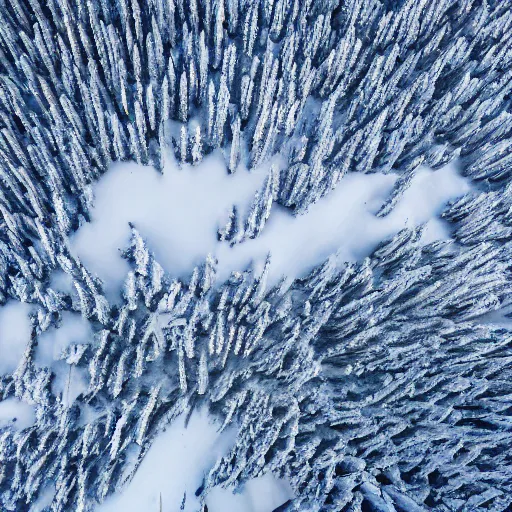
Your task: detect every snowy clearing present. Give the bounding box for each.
[71,152,266,299]
[215,161,470,283]
[35,311,92,367]
[71,155,470,293]
[0,300,33,376]
[96,408,292,512]
[0,398,36,431]
[34,311,93,405]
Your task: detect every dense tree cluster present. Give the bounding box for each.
[3,224,512,511]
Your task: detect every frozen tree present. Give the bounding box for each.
[191,124,203,164]
[179,70,188,122]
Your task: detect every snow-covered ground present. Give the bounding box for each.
[70,153,469,295]
[0,300,33,376]
[35,311,92,367]
[34,311,93,405]
[0,154,470,511]
[70,152,267,300]
[0,398,35,431]
[215,162,469,283]
[97,408,293,512]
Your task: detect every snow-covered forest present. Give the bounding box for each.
[0,0,512,510]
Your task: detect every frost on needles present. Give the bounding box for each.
[0,0,512,511]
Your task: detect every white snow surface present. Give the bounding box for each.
[0,398,36,430]
[35,311,92,366]
[0,300,91,406]
[29,485,56,512]
[71,153,470,295]
[216,163,469,283]
[96,408,292,512]
[34,311,93,405]
[0,300,33,376]
[207,473,293,512]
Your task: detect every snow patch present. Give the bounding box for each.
[96,408,290,512]
[206,473,293,512]
[52,364,90,406]
[34,312,93,405]
[29,485,56,512]
[49,270,74,295]
[35,311,92,366]
[0,398,36,430]
[0,301,33,376]
[0,292,91,407]
[71,152,266,299]
[72,156,470,290]
[216,163,470,283]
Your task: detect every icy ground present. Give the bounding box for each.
[0,154,470,511]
